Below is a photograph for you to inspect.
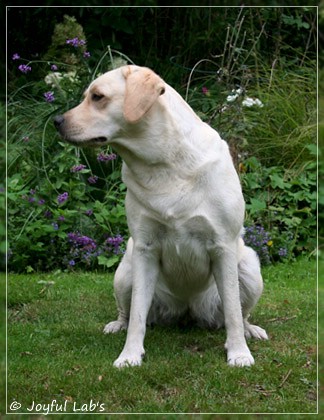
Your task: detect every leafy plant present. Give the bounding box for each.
[7,35,130,271]
[7,11,317,272]
[184,51,316,264]
[241,153,316,263]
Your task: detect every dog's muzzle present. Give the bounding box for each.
[54,115,107,145]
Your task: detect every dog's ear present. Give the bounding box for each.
[123,66,165,123]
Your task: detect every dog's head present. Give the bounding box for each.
[54,65,165,147]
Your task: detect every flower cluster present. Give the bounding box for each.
[226,87,243,102]
[243,225,272,265]
[57,192,69,204]
[242,97,264,108]
[70,164,99,184]
[224,87,264,108]
[22,188,46,206]
[66,37,86,47]
[66,37,90,58]
[67,232,97,249]
[278,247,288,258]
[71,164,86,172]
[97,152,117,162]
[202,86,210,97]
[105,234,124,255]
[18,64,32,74]
[88,175,98,184]
[44,91,55,103]
[67,232,99,267]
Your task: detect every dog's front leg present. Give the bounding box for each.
[113,244,158,368]
[212,245,255,367]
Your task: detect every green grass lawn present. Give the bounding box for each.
[5,257,317,415]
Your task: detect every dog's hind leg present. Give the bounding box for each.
[103,239,133,334]
[238,243,268,341]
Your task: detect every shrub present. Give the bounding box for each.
[241,154,316,263]
[8,33,130,271]
[184,55,316,264]
[7,13,317,272]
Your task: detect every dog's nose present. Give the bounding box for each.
[53,115,65,129]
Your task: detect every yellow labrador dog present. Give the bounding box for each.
[54,65,268,368]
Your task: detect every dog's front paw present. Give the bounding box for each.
[103,320,127,334]
[113,350,145,368]
[227,352,255,367]
[227,344,255,367]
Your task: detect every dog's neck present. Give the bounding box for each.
[110,85,220,177]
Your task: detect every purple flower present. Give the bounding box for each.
[66,37,86,48]
[97,152,117,162]
[12,53,20,60]
[243,225,271,265]
[83,51,91,58]
[30,189,36,195]
[68,232,97,250]
[51,64,58,71]
[71,164,86,173]
[69,260,76,266]
[106,234,124,254]
[58,192,68,204]
[58,215,65,221]
[18,64,31,73]
[44,210,53,219]
[38,199,45,205]
[44,91,55,103]
[88,175,98,184]
[278,248,288,257]
[52,222,59,231]
[85,209,93,216]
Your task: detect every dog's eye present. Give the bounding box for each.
[92,93,104,102]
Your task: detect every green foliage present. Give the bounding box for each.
[7,141,127,272]
[186,52,316,168]
[241,154,316,263]
[44,15,87,65]
[0,102,5,270]
[185,56,316,264]
[7,9,317,272]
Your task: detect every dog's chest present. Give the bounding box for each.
[159,217,214,294]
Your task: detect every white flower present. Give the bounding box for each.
[45,72,63,88]
[44,71,78,88]
[242,97,254,107]
[242,97,264,108]
[64,71,78,82]
[226,93,238,102]
[254,98,264,108]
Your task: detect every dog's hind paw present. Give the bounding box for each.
[103,320,127,334]
[244,323,268,340]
